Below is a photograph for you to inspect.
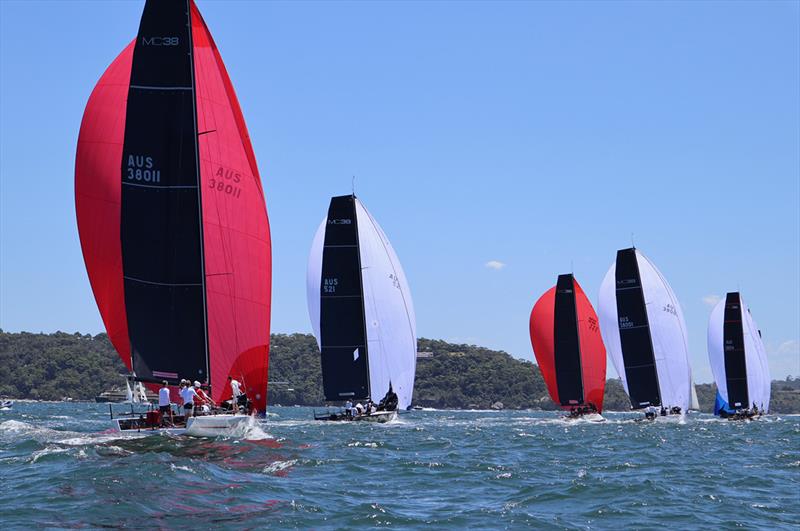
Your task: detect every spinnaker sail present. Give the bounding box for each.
[707,292,770,413]
[307,195,416,410]
[75,0,270,412]
[598,248,691,411]
[530,274,606,412]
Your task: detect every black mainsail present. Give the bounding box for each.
[614,248,661,408]
[319,195,370,401]
[120,0,208,383]
[553,274,584,406]
[723,292,749,408]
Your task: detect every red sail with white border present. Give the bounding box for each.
[75,0,270,412]
[529,275,606,412]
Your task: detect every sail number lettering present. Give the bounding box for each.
[323,278,338,293]
[208,178,242,198]
[142,37,180,46]
[587,316,599,332]
[389,273,401,290]
[618,316,633,329]
[328,219,351,225]
[126,155,160,183]
[662,303,677,316]
[208,166,243,199]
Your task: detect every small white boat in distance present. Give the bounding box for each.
[0,400,12,410]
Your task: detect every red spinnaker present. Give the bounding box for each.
[529,277,606,412]
[75,1,271,411]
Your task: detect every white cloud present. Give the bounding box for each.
[485,260,506,270]
[702,294,721,307]
[776,339,799,355]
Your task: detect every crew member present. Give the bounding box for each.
[181,381,200,417]
[158,380,173,427]
[228,376,243,413]
[194,381,214,410]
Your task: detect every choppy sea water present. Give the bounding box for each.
[0,402,798,529]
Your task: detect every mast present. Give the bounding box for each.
[723,292,749,408]
[186,0,211,382]
[614,248,661,408]
[553,274,584,406]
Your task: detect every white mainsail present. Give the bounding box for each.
[707,293,770,412]
[689,379,700,411]
[598,248,692,411]
[307,196,417,410]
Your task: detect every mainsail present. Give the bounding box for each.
[598,248,691,411]
[75,0,271,412]
[707,292,770,412]
[307,195,416,410]
[529,274,606,412]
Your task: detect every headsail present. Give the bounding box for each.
[598,248,691,411]
[75,0,271,411]
[707,292,770,413]
[308,195,416,410]
[529,274,606,412]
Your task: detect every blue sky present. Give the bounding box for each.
[1,1,798,383]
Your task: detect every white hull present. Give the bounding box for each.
[185,414,256,437]
[354,410,397,423]
[112,414,255,437]
[564,413,605,423]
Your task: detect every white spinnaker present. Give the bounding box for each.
[638,251,691,411]
[598,266,628,396]
[707,299,727,401]
[355,199,417,410]
[306,200,417,409]
[306,218,326,350]
[707,295,771,411]
[597,249,691,411]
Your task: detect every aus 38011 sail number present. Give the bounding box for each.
[125,155,160,183]
[208,166,243,199]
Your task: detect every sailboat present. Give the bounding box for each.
[689,379,700,412]
[598,248,691,419]
[707,292,770,420]
[75,0,271,436]
[307,195,416,423]
[529,274,606,422]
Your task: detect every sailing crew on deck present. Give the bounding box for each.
[194,381,214,411]
[181,381,200,417]
[344,400,353,418]
[159,380,173,426]
[228,376,243,413]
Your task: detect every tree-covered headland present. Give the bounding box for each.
[1,330,799,413]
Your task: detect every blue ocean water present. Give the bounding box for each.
[0,402,798,529]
